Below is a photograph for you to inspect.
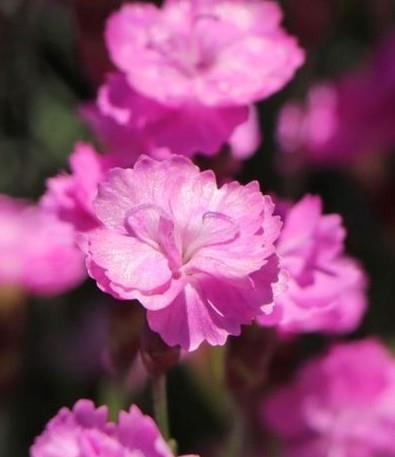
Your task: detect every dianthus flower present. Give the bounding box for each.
[258,195,367,333]
[263,339,395,457]
[41,142,170,232]
[0,195,85,296]
[83,73,260,158]
[277,30,395,167]
[81,154,282,351]
[99,0,304,156]
[31,399,193,457]
[40,143,104,231]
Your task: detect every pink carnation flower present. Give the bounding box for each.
[40,143,104,231]
[277,30,395,167]
[106,0,304,107]
[258,195,367,333]
[0,195,85,296]
[30,399,193,457]
[81,78,174,159]
[81,154,282,351]
[41,142,166,232]
[263,339,395,457]
[100,0,304,157]
[83,72,250,158]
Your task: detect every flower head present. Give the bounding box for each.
[30,400,186,457]
[277,30,395,167]
[0,195,85,296]
[83,71,250,158]
[106,0,304,107]
[41,143,104,231]
[263,339,395,457]
[81,154,282,351]
[258,195,367,333]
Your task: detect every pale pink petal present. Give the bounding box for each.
[85,228,172,295]
[147,282,233,351]
[94,155,200,231]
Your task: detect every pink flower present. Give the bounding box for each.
[83,72,250,157]
[106,0,304,107]
[0,195,85,296]
[100,0,304,157]
[40,143,104,231]
[277,30,395,167]
[81,154,282,351]
[258,195,367,333]
[30,399,191,457]
[262,339,395,457]
[41,142,157,232]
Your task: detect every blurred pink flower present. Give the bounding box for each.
[31,399,186,457]
[41,142,163,232]
[99,0,304,157]
[277,30,395,167]
[40,143,104,231]
[82,73,247,157]
[0,195,85,296]
[107,0,304,107]
[263,339,395,457]
[81,154,282,351]
[258,195,367,333]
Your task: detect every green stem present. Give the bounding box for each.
[99,379,127,422]
[152,373,170,442]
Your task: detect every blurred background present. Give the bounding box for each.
[1,0,395,455]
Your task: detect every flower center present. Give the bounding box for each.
[125,205,239,276]
[146,14,219,78]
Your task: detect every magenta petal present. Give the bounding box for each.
[144,105,249,156]
[117,406,173,457]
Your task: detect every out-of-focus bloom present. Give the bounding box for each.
[41,142,162,232]
[81,154,282,351]
[258,195,367,333]
[40,143,104,231]
[277,30,395,168]
[98,0,304,157]
[30,400,184,457]
[0,195,85,296]
[82,73,243,158]
[263,339,395,457]
[107,0,304,107]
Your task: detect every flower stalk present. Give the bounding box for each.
[152,373,170,442]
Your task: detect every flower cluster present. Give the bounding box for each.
[5,1,392,456]
[29,0,368,353]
